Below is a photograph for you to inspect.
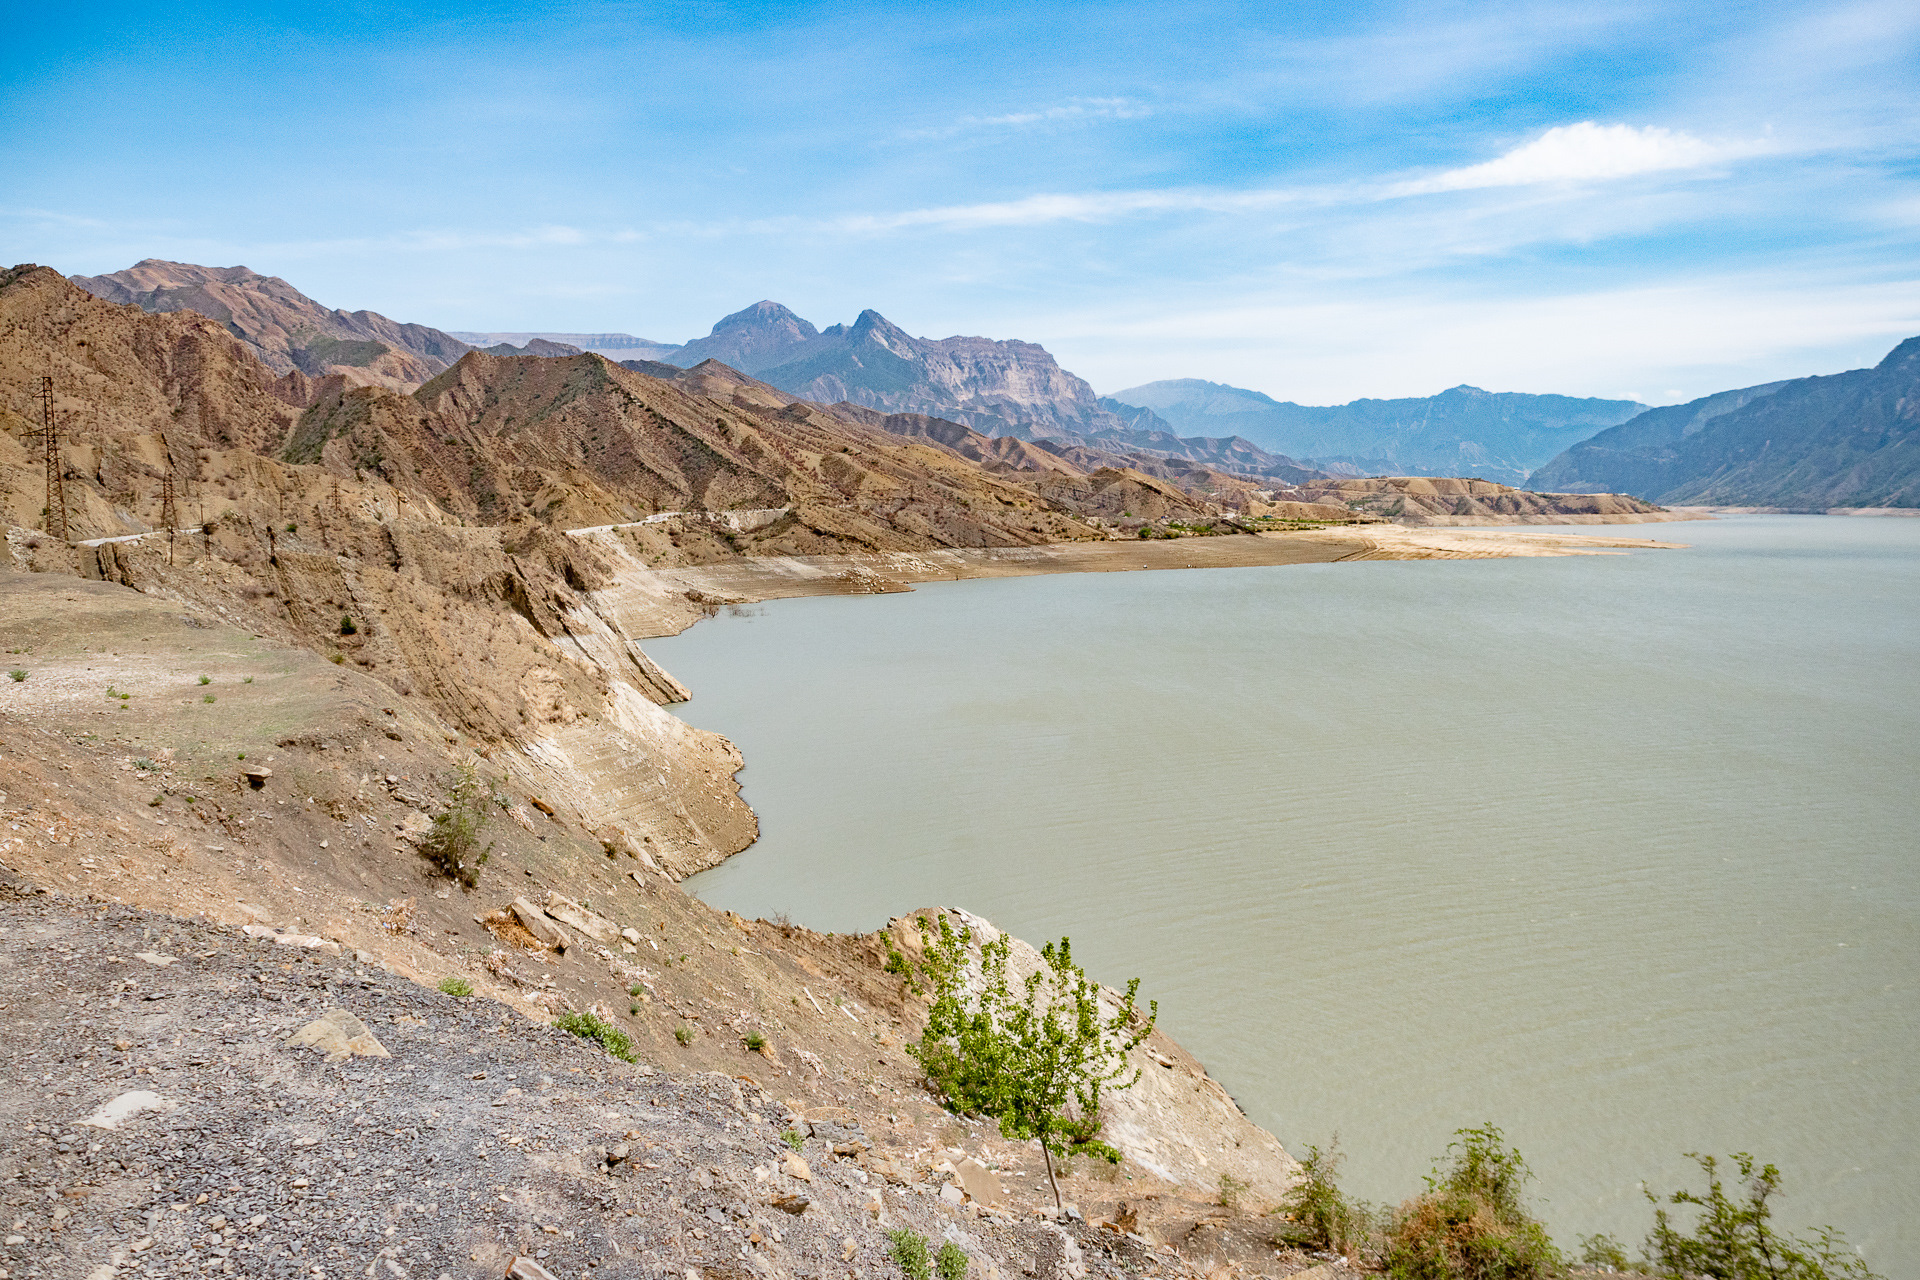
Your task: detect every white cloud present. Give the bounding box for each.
[900,97,1153,140]
[1391,122,1772,195]
[813,121,1772,234]
[827,186,1308,233]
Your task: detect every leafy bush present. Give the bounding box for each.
[887,1227,932,1280]
[436,976,473,998]
[1384,1123,1562,1280]
[554,1010,636,1063]
[418,764,495,888]
[781,1129,805,1153]
[1644,1153,1881,1280]
[743,1030,767,1052]
[935,1239,969,1280]
[1577,1234,1630,1271]
[908,913,1156,1214]
[1220,1173,1250,1213]
[197,674,211,685]
[7,670,25,682]
[673,1024,694,1046]
[339,614,357,635]
[1274,1141,1376,1258]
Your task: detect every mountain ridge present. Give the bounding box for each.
[1107,377,1648,486]
[71,259,473,392]
[1526,338,1920,508]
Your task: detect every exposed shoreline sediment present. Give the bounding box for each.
[577,524,1692,639]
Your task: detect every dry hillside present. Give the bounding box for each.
[70,260,472,392]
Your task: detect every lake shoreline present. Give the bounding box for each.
[583,524,1692,640]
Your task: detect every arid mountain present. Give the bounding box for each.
[658,301,1129,440]
[450,330,684,362]
[1526,338,1920,508]
[71,259,473,391]
[1109,378,1647,486]
[476,338,585,357]
[1289,475,1667,523]
[670,300,819,371]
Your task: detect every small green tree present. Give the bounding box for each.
[1644,1154,1880,1280]
[418,764,495,888]
[907,914,1156,1215]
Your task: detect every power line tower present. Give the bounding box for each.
[38,376,68,542]
[157,430,179,564]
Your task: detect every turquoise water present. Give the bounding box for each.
[652,517,1920,1273]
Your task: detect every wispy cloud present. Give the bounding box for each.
[819,121,1773,234]
[899,97,1152,140]
[1389,122,1774,194]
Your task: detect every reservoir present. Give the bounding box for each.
[651,515,1919,1272]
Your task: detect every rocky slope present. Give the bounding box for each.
[1109,379,1647,487]
[1526,337,1920,509]
[0,562,1309,1278]
[71,260,473,392]
[7,878,1306,1280]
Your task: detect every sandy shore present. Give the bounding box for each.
[579,524,1689,638]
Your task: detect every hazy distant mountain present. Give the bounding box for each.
[659,301,1127,442]
[1527,338,1920,508]
[1107,378,1647,486]
[473,338,586,358]
[670,302,819,372]
[73,260,472,392]
[449,331,681,361]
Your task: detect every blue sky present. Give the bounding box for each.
[4,0,1917,403]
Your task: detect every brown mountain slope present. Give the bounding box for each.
[289,350,1111,555]
[71,259,472,391]
[0,263,307,534]
[1291,475,1668,523]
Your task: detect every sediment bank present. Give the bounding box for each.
[575,525,1691,639]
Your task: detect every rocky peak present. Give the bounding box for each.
[672,300,820,372]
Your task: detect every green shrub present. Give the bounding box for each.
[554,1010,636,1063]
[1274,1141,1376,1258]
[887,1227,931,1280]
[203,694,216,703]
[1577,1234,1630,1271]
[781,1129,805,1153]
[743,1030,767,1052]
[197,674,211,685]
[1643,1153,1881,1280]
[1220,1173,1250,1213]
[436,976,473,998]
[673,1024,694,1046]
[418,764,495,888]
[7,670,24,682]
[339,614,357,635]
[935,1239,969,1280]
[1384,1123,1562,1280]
